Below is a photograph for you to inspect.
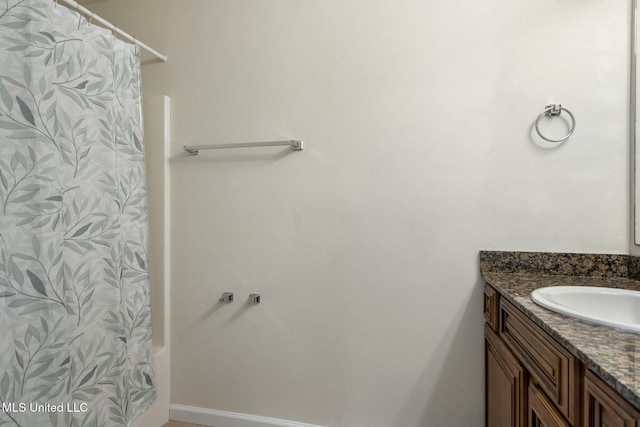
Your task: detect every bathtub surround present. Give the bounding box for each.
[133,95,172,426]
[169,405,327,427]
[0,1,154,425]
[90,0,630,426]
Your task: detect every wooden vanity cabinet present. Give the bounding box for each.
[484,283,640,427]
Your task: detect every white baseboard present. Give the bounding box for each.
[169,404,326,427]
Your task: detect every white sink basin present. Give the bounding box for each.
[530,286,640,333]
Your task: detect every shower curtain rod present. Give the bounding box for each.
[59,0,167,62]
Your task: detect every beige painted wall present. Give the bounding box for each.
[91,1,630,426]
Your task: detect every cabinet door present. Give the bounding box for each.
[584,370,640,427]
[529,383,570,427]
[485,324,526,427]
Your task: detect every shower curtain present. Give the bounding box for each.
[0,1,155,425]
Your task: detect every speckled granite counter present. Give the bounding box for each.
[480,251,640,411]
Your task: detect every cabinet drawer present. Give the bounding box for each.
[584,369,640,427]
[499,298,579,425]
[484,284,499,331]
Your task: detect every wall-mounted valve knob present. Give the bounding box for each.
[219,292,234,303]
[249,294,261,304]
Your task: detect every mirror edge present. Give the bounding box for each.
[633,0,639,248]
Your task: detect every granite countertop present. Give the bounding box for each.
[480,251,640,410]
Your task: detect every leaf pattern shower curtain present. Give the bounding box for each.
[0,1,155,425]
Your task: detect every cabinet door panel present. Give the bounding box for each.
[529,383,570,427]
[584,370,640,427]
[485,324,526,427]
[484,284,499,331]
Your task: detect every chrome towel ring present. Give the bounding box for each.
[535,104,576,143]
